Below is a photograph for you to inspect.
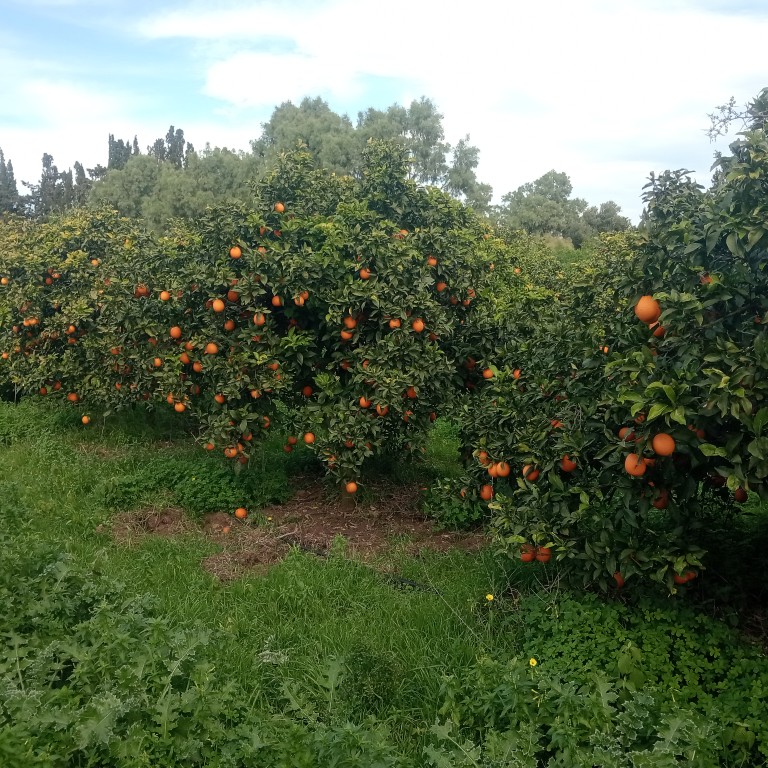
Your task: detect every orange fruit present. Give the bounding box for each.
[651,433,675,456]
[204,342,219,355]
[340,329,353,341]
[495,461,511,478]
[234,507,248,519]
[734,487,748,503]
[303,432,316,444]
[359,268,371,280]
[613,572,625,588]
[302,385,313,397]
[560,455,577,472]
[212,298,226,313]
[375,403,389,416]
[174,402,186,413]
[214,393,226,404]
[271,295,283,307]
[223,319,236,332]
[359,396,371,409]
[193,361,204,373]
[522,465,539,482]
[170,326,182,339]
[412,318,425,333]
[274,202,285,213]
[650,322,666,338]
[389,318,401,329]
[436,281,447,292]
[535,546,551,563]
[482,368,493,379]
[81,415,90,425]
[67,392,79,403]
[253,312,266,326]
[406,386,418,399]
[624,453,647,477]
[229,246,242,259]
[652,488,669,509]
[427,256,437,266]
[521,544,536,563]
[159,290,171,301]
[345,481,358,494]
[343,316,357,329]
[479,484,494,501]
[227,289,240,302]
[513,369,521,379]
[634,295,661,323]
[618,426,636,442]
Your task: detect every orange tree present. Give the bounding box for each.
[0,141,492,492]
[456,122,768,590]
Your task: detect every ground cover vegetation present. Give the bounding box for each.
[0,89,767,764]
[0,401,767,766]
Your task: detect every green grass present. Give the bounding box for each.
[2,398,768,766]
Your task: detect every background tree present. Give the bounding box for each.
[496,170,630,246]
[0,149,19,213]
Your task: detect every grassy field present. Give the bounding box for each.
[2,399,768,766]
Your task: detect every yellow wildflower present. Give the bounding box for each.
[529,658,537,667]
[485,594,494,601]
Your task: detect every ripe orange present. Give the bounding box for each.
[487,462,500,478]
[436,281,447,292]
[159,290,171,301]
[561,455,577,472]
[214,393,226,404]
[343,316,357,329]
[359,396,371,409]
[204,342,219,355]
[375,403,389,416]
[227,289,240,302]
[650,322,666,338]
[495,461,511,477]
[613,572,625,588]
[477,450,490,466]
[234,507,248,519]
[479,484,494,501]
[303,432,316,444]
[212,299,226,313]
[521,544,536,563]
[223,319,236,332]
[618,427,637,442]
[427,256,437,266]
[535,546,551,563]
[229,246,242,259]
[513,369,521,379]
[734,487,748,503]
[271,295,283,307]
[389,318,401,329]
[67,392,79,403]
[224,446,238,458]
[253,312,266,326]
[522,465,539,482]
[174,402,186,413]
[274,202,285,213]
[153,357,163,368]
[482,368,493,379]
[193,361,204,373]
[81,415,90,425]
[634,295,661,324]
[624,453,647,477]
[170,326,182,339]
[359,268,371,280]
[345,481,358,494]
[340,329,353,340]
[652,488,669,509]
[651,433,675,456]
[412,318,425,333]
[302,385,313,397]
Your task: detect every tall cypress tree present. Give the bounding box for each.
[0,148,19,213]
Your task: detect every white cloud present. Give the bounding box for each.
[134,0,768,218]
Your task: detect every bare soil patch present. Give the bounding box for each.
[106,477,487,582]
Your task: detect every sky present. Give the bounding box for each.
[1,0,767,221]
